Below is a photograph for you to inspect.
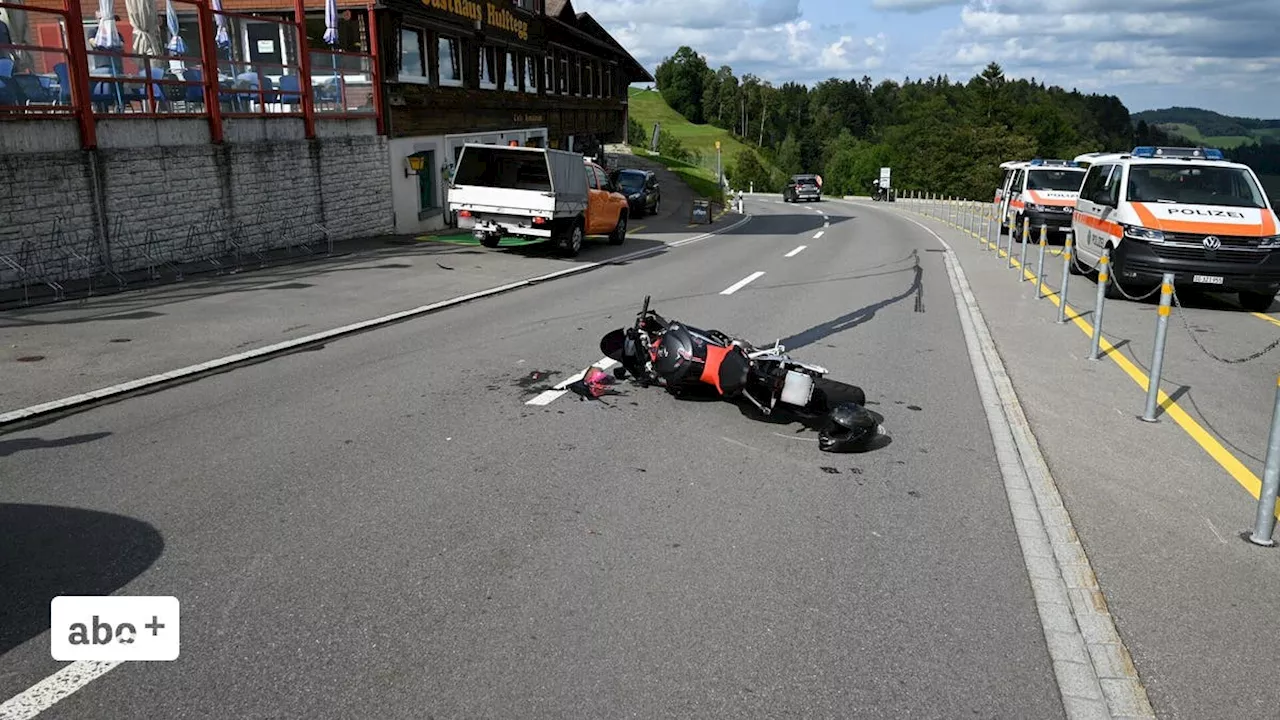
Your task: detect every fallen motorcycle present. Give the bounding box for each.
[598,296,883,452]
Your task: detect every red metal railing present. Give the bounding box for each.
[0,0,381,147]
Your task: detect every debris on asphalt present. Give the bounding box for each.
[566,366,624,403]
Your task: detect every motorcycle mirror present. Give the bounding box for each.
[599,328,627,361]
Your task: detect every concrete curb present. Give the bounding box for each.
[0,214,755,432]
[847,197,1156,719]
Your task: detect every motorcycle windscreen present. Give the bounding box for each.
[599,329,627,361]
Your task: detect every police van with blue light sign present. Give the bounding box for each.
[1070,146,1280,311]
[994,158,1088,238]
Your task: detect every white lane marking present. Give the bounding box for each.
[823,221,830,228]
[1,214,756,429]
[720,271,766,296]
[803,206,812,211]
[0,661,121,720]
[785,245,806,258]
[812,231,824,239]
[525,356,619,405]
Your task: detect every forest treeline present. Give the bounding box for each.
[640,46,1276,197]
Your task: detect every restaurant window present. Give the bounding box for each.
[558,55,568,95]
[399,27,426,81]
[478,45,497,89]
[543,53,554,94]
[524,55,538,93]
[605,65,612,97]
[570,55,580,95]
[438,35,462,86]
[583,61,593,98]
[504,50,517,91]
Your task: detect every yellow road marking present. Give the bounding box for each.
[1253,312,1280,329]
[921,209,1277,517]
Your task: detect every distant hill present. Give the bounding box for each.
[1133,107,1280,149]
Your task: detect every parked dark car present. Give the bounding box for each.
[612,168,661,217]
[783,174,822,202]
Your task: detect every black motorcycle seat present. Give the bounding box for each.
[716,347,750,395]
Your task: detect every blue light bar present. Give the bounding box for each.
[1130,146,1226,160]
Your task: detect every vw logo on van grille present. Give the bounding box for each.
[1203,235,1222,251]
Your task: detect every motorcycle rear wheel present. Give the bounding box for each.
[807,378,867,412]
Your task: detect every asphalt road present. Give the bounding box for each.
[1,199,1067,718]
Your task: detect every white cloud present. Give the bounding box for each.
[571,0,889,85]
[919,0,1280,115]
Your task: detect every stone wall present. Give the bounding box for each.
[0,117,392,291]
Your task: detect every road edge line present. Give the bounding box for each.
[0,215,755,432]
[884,202,1155,719]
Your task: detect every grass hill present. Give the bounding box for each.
[626,86,782,198]
[1133,107,1280,149]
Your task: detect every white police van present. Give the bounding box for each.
[995,158,1087,238]
[1071,146,1280,310]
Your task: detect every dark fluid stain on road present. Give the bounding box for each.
[866,400,880,405]
[636,468,646,473]
[907,405,922,411]
[908,490,922,498]
[820,466,841,474]
[265,282,314,290]
[671,543,681,548]
[894,400,904,405]
[895,460,906,465]
[109,338,131,343]
[16,355,44,362]
[514,369,559,393]
[849,467,864,474]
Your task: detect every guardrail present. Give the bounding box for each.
[892,189,1280,546]
[0,0,382,147]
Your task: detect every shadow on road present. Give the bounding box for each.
[0,504,164,656]
[0,432,112,458]
[778,250,925,352]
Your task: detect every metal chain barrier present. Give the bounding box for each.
[1106,276,1164,303]
[1171,291,1280,364]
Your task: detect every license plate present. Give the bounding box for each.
[1194,275,1224,285]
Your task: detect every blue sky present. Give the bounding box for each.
[573,0,1280,120]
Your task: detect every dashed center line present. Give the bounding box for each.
[525,356,618,405]
[823,221,830,228]
[785,245,806,257]
[813,230,824,239]
[721,271,766,295]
